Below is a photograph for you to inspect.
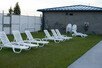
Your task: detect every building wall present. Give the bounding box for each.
[44,12,65,30]
[44,11,102,34]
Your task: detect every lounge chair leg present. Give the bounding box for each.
[35,46,38,48]
[39,43,44,47]
[62,39,66,42]
[42,38,47,41]
[54,40,60,43]
[12,48,22,53]
[25,46,31,50]
[81,35,86,38]
[72,34,76,37]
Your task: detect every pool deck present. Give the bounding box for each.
[68,40,102,68]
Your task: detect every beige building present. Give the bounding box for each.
[37,5,102,34]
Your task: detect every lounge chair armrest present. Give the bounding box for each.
[42,38,47,41]
[62,35,67,37]
[11,42,27,46]
[23,40,29,42]
[11,41,18,43]
[11,42,22,45]
[34,38,41,41]
[11,40,18,44]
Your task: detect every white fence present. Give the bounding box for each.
[0,13,41,34]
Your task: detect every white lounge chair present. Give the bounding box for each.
[25,30,49,47]
[72,24,88,38]
[51,29,68,41]
[0,31,29,53]
[66,24,72,33]
[55,29,72,39]
[72,30,88,38]
[42,30,63,43]
[12,31,39,48]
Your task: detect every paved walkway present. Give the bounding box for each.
[68,41,102,68]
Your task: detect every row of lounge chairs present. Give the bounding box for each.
[0,29,72,53]
[0,30,49,53]
[43,29,72,43]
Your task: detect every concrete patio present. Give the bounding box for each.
[68,40,102,68]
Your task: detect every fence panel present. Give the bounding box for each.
[12,15,20,32]
[4,16,10,34]
[27,16,35,32]
[20,16,28,33]
[35,17,41,31]
[0,14,2,31]
[0,13,41,34]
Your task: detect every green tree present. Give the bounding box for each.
[9,6,13,14]
[13,2,21,15]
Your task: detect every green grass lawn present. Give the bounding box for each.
[0,31,102,68]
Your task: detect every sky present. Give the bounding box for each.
[0,0,102,16]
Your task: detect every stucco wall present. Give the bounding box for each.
[44,12,64,30]
[44,11,102,34]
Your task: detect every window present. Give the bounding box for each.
[69,13,73,16]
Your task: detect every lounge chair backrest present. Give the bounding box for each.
[55,29,61,36]
[12,31,23,42]
[25,30,34,40]
[0,31,10,44]
[68,24,72,27]
[44,30,51,38]
[72,24,77,31]
[51,29,58,38]
[67,24,72,30]
[72,24,78,34]
[66,24,72,33]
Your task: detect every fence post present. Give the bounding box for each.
[2,11,4,31]
[10,14,12,34]
[19,15,20,32]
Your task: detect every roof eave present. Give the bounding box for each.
[37,10,102,12]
